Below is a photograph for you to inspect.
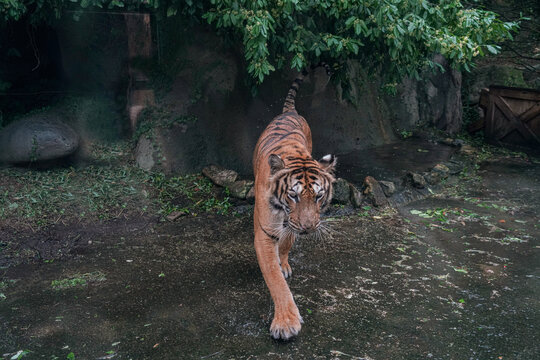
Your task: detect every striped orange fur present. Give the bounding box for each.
[252,66,336,340]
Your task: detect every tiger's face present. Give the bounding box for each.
[268,154,336,236]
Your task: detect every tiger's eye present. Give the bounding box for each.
[288,190,299,202]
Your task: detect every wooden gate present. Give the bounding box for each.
[477,86,540,147]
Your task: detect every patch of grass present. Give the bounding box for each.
[148,173,232,216]
[51,271,106,290]
[0,157,148,226]
[358,205,371,217]
[0,141,234,229]
[399,130,413,139]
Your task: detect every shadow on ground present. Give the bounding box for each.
[1,147,539,359]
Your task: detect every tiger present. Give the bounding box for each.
[252,65,337,340]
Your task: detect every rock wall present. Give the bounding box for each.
[386,54,463,134]
[54,20,464,175]
[136,28,462,175]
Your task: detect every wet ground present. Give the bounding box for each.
[1,143,539,359]
[338,139,456,184]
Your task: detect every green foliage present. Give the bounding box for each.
[1,0,520,88]
[148,173,232,216]
[0,141,234,229]
[134,106,197,143]
[202,0,520,86]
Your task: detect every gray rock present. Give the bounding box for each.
[407,172,426,189]
[441,138,454,146]
[166,211,187,221]
[363,176,389,207]
[458,145,476,155]
[426,163,451,184]
[135,136,158,171]
[379,180,396,197]
[425,172,441,185]
[349,183,364,208]
[0,115,79,163]
[440,138,465,147]
[202,165,238,187]
[387,54,462,134]
[228,180,254,199]
[464,65,528,104]
[443,161,465,175]
[452,139,465,147]
[246,186,255,200]
[432,164,450,175]
[332,178,352,204]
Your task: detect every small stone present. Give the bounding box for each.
[425,172,441,185]
[363,176,389,207]
[202,164,238,187]
[167,211,186,221]
[246,186,255,200]
[379,180,396,197]
[332,178,352,204]
[441,138,454,146]
[349,183,363,208]
[452,139,465,147]
[426,163,450,185]
[432,164,450,175]
[228,180,254,199]
[442,161,464,175]
[407,172,426,189]
[458,144,476,155]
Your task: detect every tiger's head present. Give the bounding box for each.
[268,153,337,236]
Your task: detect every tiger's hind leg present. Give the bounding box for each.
[278,233,295,279]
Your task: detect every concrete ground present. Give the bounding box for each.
[1,144,539,359]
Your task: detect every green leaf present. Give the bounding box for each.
[166,7,177,17]
[486,45,498,54]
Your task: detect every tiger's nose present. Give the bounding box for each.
[301,221,320,234]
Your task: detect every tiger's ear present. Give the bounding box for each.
[269,154,285,175]
[319,154,337,173]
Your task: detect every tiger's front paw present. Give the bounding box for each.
[280,262,292,279]
[270,305,303,340]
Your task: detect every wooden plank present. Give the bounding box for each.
[492,95,540,143]
[479,88,490,109]
[490,86,540,101]
[519,102,540,123]
[491,106,514,140]
[484,96,496,138]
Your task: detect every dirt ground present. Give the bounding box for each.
[1,142,539,359]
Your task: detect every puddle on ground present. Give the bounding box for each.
[337,139,456,185]
[1,154,539,359]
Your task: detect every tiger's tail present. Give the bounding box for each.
[282,62,332,113]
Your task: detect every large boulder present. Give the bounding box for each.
[202,164,238,187]
[332,178,352,204]
[387,54,462,134]
[0,115,79,163]
[363,176,389,207]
